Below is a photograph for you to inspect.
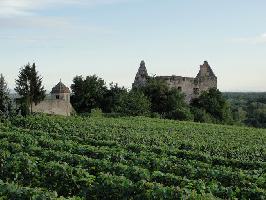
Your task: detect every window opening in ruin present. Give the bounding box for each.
[56,95,60,99]
[178,87,182,91]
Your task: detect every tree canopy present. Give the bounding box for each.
[0,74,12,118]
[71,75,107,113]
[191,88,232,124]
[102,83,127,113]
[114,90,151,116]
[15,63,46,115]
[139,77,192,120]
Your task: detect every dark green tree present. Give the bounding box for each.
[71,75,107,113]
[102,82,127,113]
[164,88,193,121]
[244,102,266,128]
[191,88,233,124]
[15,63,46,115]
[0,74,12,118]
[190,107,213,123]
[140,77,169,114]
[114,90,151,116]
[139,77,192,120]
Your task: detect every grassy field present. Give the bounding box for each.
[0,115,265,199]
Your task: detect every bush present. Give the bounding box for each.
[191,88,233,124]
[115,90,151,116]
[90,108,103,118]
[191,107,214,123]
[150,112,161,119]
[165,107,194,121]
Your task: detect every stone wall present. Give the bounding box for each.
[32,99,75,116]
[133,60,148,88]
[198,76,217,92]
[51,93,70,102]
[157,76,199,102]
[133,60,218,103]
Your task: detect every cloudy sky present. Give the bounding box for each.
[0,0,266,92]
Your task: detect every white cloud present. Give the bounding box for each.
[0,0,129,17]
[0,0,129,47]
[0,0,125,38]
[262,33,266,38]
[232,33,266,45]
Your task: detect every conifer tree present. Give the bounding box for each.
[0,74,12,117]
[15,63,46,114]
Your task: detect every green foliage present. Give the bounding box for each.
[0,74,13,119]
[150,112,161,119]
[14,63,46,115]
[90,108,103,118]
[191,88,233,124]
[3,115,266,199]
[0,180,83,200]
[191,107,214,123]
[115,90,151,116]
[0,180,58,200]
[164,88,193,121]
[141,77,169,114]
[245,104,266,128]
[141,77,193,120]
[224,92,266,128]
[92,173,134,199]
[165,107,194,121]
[231,107,247,125]
[71,75,107,113]
[102,83,127,113]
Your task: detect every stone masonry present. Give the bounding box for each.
[32,81,75,116]
[133,60,217,103]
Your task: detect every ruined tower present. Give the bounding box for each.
[132,60,148,88]
[132,60,217,103]
[196,61,217,92]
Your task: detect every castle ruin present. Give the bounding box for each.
[32,81,75,116]
[133,60,217,103]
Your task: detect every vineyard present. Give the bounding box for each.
[0,115,265,199]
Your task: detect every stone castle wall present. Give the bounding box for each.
[157,76,199,102]
[51,92,70,102]
[31,81,75,116]
[133,60,218,103]
[32,99,75,116]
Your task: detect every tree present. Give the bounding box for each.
[140,77,170,114]
[164,88,193,121]
[0,74,12,118]
[231,107,247,126]
[71,75,107,113]
[15,63,46,115]
[244,101,266,128]
[114,90,151,116]
[102,82,127,113]
[191,88,233,124]
[190,107,213,123]
[140,77,192,120]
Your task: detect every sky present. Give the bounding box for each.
[0,0,266,92]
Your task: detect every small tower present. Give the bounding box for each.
[133,60,149,88]
[196,61,217,92]
[196,61,216,78]
[51,80,71,102]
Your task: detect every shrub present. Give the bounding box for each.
[90,108,103,118]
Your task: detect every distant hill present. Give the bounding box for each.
[223,92,266,101]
